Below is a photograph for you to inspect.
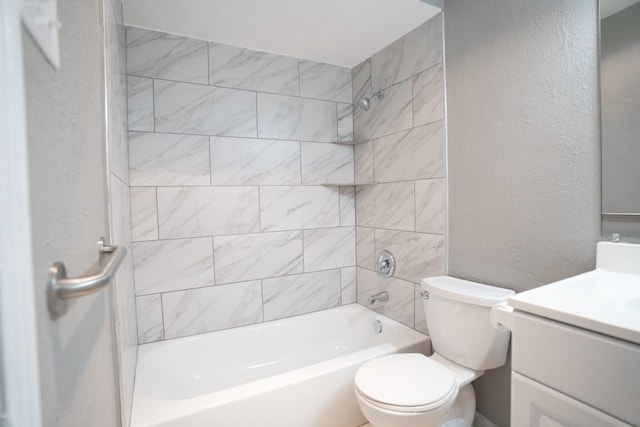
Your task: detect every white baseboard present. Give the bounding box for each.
[361,412,499,427]
[474,412,501,427]
[360,412,498,427]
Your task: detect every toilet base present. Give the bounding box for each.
[441,384,475,427]
[356,383,476,427]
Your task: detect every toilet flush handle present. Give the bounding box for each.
[490,302,514,331]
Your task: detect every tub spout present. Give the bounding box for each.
[368,291,389,305]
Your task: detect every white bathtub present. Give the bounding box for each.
[131,304,430,427]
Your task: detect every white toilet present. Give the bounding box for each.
[354,276,515,427]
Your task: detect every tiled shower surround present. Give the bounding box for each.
[353,15,446,333]
[128,12,445,343]
[126,26,357,343]
[104,0,137,424]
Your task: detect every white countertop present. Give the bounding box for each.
[508,242,640,345]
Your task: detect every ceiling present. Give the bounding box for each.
[122,0,441,67]
[601,0,640,18]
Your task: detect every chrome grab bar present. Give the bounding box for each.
[46,237,126,320]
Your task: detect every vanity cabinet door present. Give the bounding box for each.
[512,312,640,425]
[511,373,631,427]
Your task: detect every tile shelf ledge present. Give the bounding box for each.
[331,140,366,146]
[320,182,378,187]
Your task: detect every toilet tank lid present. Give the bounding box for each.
[421,276,515,307]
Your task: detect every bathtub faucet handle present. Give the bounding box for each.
[376,250,395,278]
[368,291,389,305]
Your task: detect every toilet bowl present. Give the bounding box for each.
[355,276,514,427]
[354,353,479,427]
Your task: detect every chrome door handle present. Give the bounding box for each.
[46,237,126,320]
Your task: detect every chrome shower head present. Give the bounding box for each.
[355,89,385,111]
[357,98,371,111]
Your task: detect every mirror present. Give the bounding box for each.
[600,0,640,239]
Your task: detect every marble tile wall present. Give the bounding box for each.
[103,0,136,425]
[353,14,446,335]
[126,26,356,343]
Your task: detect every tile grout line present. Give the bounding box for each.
[126,174,445,189]
[410,68,415,129]
[353,58,375,302]
[298,140,303,185]
[255,91,259,139]
[412,285,416,329]
[159,292,166,341]
[208,136,213,186]
[260,279,266,322]
[257,186,262,231]
[206,41,211,86]
[134,72,349,113]
[154,186,160,240]
[127,120,439,145]
[130,223,380,245]
[413,180,417,232]
[210,236,217,286]
[338,187,342,227]
[297,59,301,97]
[138,265,348,298]
[151,78,156,132]
[335,102,340,143]
[301,230,306,272]
[339,267,344,306]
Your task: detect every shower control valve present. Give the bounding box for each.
[376,250,396,278]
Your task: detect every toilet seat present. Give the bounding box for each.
[354,353,459,413]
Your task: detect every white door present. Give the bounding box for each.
[0,0,42,426]
[1,0,122,425]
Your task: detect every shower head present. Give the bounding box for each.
[355,89,385,111]
[357,98,371,111]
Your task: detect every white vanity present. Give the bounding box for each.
[500,242,640,426]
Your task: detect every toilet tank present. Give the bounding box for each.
[421,276,515,371]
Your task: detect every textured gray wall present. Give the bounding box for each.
[23,0,120,425]
[444,0,600,425]
[601,3,640,238]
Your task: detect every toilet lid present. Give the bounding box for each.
[355,354,457,410]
